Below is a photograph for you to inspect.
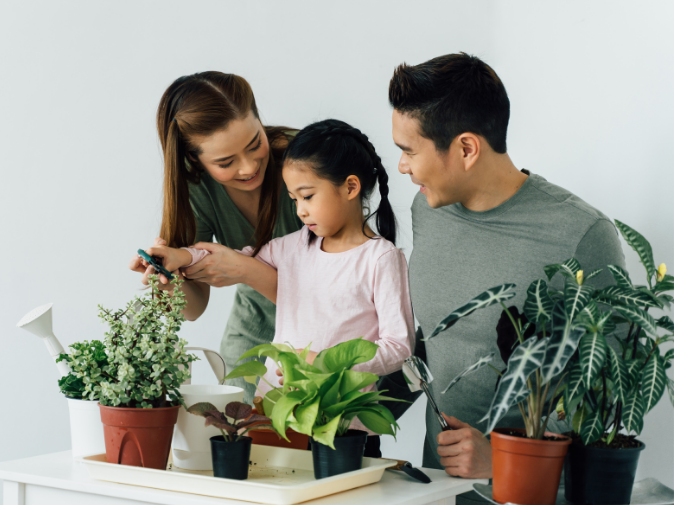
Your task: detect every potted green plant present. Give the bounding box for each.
[226,339,403,478]
[97,275,197,469]
[187,401,275,479]
[559,220,674,504]
[57,340,108,457]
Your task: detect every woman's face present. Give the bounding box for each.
[192,111,270,192]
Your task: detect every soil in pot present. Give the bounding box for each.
[248,409,309,449]
[491,428,571,505]
[210,435,252,480]
[99,404,179,470]
[563,433,645,505]
[311,430,367,479]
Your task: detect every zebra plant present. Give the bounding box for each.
[562,220,673,446]
[432,220,673,442]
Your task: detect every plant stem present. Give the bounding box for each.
[540,373,567,437]
[601,371,607,425]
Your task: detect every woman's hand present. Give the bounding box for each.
[129,237,180,286]
[182,242,249,287]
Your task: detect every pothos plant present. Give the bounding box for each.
[187,401,276,442]
[561,220,673,446]
[97,275,197,408]
[225,339,403,449]
[57,340,109,400]
[428,220,674,444]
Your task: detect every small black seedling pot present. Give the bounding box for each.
[563,440,645,504]
[311,429,367,479]
[210,435,252,480]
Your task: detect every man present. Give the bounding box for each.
[389,53,625,503]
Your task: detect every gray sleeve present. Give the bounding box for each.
[574,218,626,290]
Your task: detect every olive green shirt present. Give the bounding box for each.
[189,169,302,402]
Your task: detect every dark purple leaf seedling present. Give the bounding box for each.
[187,401,277,442]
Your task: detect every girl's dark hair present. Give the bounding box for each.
[157,71,292,255]
[280,119,397,245]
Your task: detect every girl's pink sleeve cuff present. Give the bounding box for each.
[181,247,211,267]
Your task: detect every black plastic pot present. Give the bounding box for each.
[311,430,368,479]
[210,435,252,480]
[563,440,645,504]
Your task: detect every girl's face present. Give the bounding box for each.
[283,162,358,237]
[192,111,270,192]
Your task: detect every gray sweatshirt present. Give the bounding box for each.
[409,172,626,504]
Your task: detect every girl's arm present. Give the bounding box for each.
[353,249,416,376]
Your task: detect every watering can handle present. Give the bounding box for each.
[185,347,227,385]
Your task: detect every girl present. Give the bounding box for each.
[145,119,415,456]
[128,72,303,403]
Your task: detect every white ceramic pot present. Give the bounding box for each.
[172,384,244,470]
[66,398,106,458]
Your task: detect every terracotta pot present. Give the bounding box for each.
[247,409,309,450]
[491,428,571,505]
[99,404,180,469]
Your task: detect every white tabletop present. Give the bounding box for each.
[0,451,485,505]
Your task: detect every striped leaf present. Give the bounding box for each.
[658,294,674,309]
[541,308,585,384]
[654,281,674,294]
[523,279,554,325]
[580,408,605,445]
[614,305,658,336]
[579,332,608,388]
[625,359,642,389]
[622,390,645,435]
[584,268,603,282]
[596,286,662,309]
[615,220,656,282]
[607,346,629,405]
[608,265,633,289]
[642,355,667,413]
[572,406,588,434]
[667,378,674,408]
[564,280,594,321]
[545,258,582,281]
[564,362,586,416]
[664,349,674,363]
[441,353,495,394]
[428,284,516,339]
[482,336,548,434]
[657,316,674,333]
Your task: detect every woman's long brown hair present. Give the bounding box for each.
[157,72,292,255]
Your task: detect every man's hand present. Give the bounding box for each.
[437,414,492,479]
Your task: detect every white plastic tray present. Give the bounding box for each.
[81,445,396,505]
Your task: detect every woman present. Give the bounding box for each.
[129,72,302,402]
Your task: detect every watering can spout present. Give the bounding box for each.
[17,303,70,378]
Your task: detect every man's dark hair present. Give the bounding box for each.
[389,53,510,154]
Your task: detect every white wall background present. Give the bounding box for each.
[1,0,672,499]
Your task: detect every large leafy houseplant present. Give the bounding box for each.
[225,339,402,449]
[98,275,197,408]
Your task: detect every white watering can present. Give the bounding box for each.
[16,303,70,377]
[172,348,244,471]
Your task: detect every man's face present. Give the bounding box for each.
[392,109,466,208]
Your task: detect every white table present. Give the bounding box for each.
[0,451,485,505]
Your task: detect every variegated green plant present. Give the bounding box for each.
[562,220,674,446]
[431,220,673,443]
[224,339,403,449]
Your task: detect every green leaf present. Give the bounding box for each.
[289,397,319,435]
[545,258,581,281]
[271,390,306,439]
[482,336,548,434]
[664,349,674,363]
[523,279,554,325]
[427,284,516,339]
[579,332,607,388]
[625,359,642,389]
[312,414,342,449]
[541,308,585,384]
[614,306,658,336]
[584,269,603,283]
[667,378,674,408]
[225,360,267,381]
[580,408,604,445]
[339,370,379,397]
[596,286,662,309]
[622,391,645,435]
[357,410,396,436]
[564,362,585,416]
[607,265,633,289]
[656,316,674,333]
[237,344,282,363]
[642,355,667,413]
[615,220,656,282]
[320,370,344,409]
[263,388,281,418]
[563,280,594,321]
[607,346,629,405]
[572,405,588,434]
[654,281,674,293]
[441,353,495,394]
[319,339,378,372]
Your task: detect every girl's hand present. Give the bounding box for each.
[182,242,248,287]
[129,238,180,286]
